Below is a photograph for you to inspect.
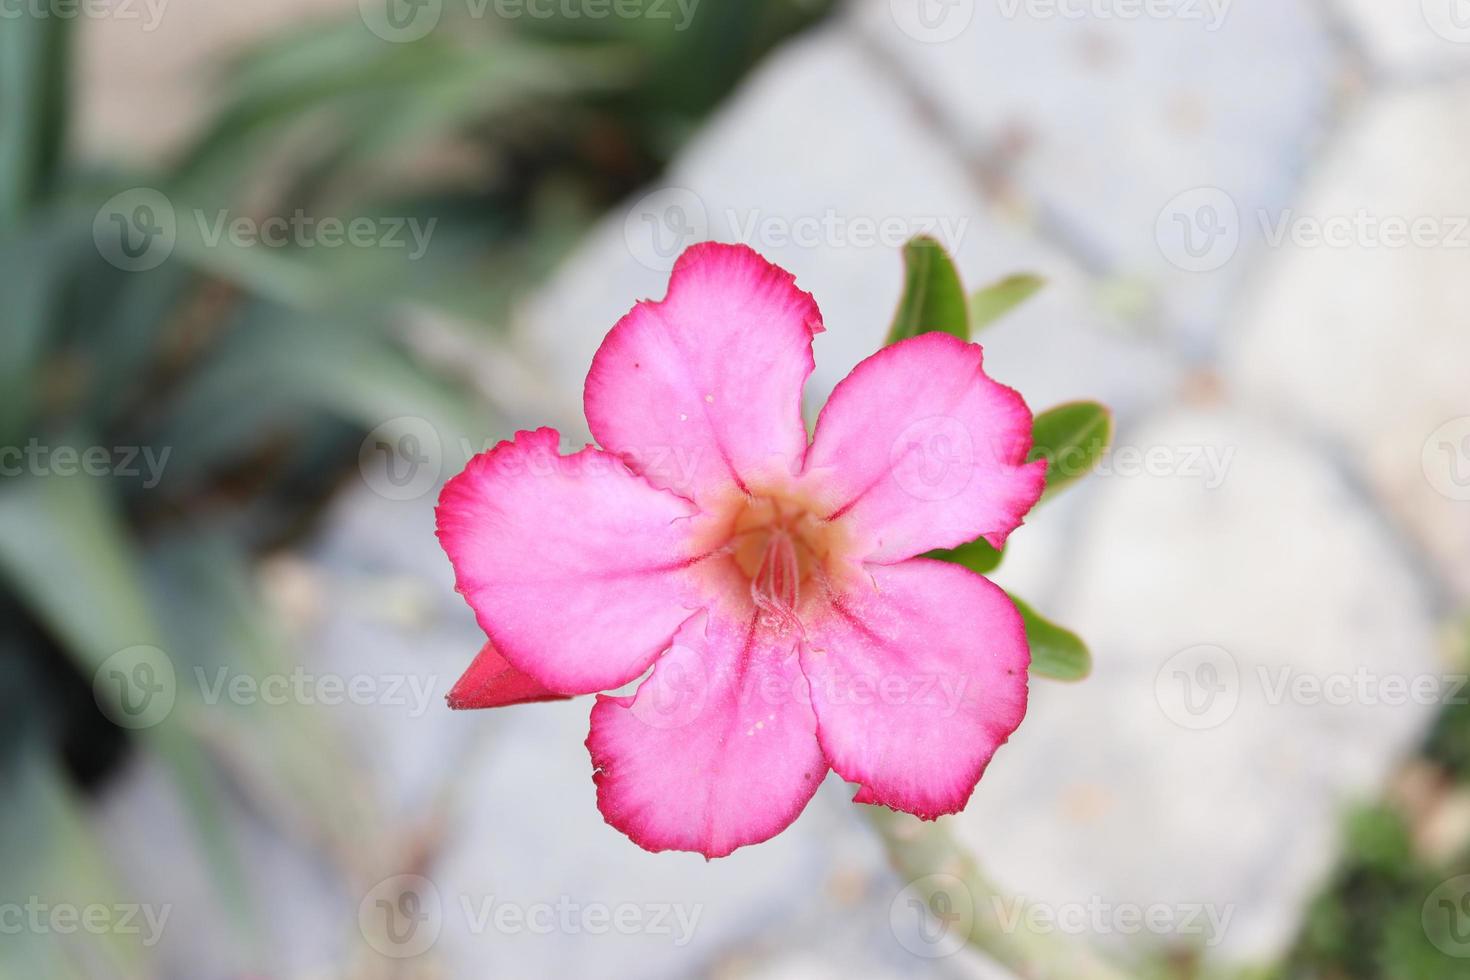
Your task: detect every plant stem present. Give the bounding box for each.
[868,808,1136,980]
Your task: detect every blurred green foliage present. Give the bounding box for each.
[1275,646,1470,980]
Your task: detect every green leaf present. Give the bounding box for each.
[1031,401,1113,501]
[969,274,1045,332]
[0,469,258,946]
[928,537,1004,575]
[886,235,969,344]
[1011,595,1091,681]
[0,14,69,222]
[0,742,153,980]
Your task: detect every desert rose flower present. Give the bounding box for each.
[437,242,1045,857]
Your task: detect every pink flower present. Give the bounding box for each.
[437,243,1046,857]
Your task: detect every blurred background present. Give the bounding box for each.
[4,1,1470,977]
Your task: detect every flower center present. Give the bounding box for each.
[717,494,849,633]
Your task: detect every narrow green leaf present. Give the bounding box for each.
[0,743,153,979]
[969,274,1045,332]
[1031,401,1113,501]
[1011,595,1091,681]
[928,537,1004,575]
[885,235,969,344]
[0,470,258,944]
[0,14,70,222]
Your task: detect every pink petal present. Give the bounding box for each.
[800,559,1029,819]
[804,332,1046,563]
[447,641,572,710]
[436,427,706,695]
[587,580,827,857]
[584,242,824,508]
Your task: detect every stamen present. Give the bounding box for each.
[751,527,801,630]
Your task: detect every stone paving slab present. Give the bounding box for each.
[1337,0,1470,75]
[1225,82,1470,602]
[955,405,1440,963]
[849,0,1338,351]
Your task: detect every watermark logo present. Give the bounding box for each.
[359,416,444,501]
[1423,0,1470,43]
[1160,186,1470,271]
[94,188,176,272]
[629,644,708,730]
[1156,187,1240,273]
[1424,417,1470,502]
[890,416,975,502]
[890,873,974,958]
[991,896,1233,945]
[93,646,177,730]
[1424,875,1470,957]
[889,0,975,43]
[0,0,169,30]
[1155,644,1239,730]
[0,440,171,487]
[360,0,442,41]
[360,874,443,958]
[994,0,1231,30]
[625,187,709,272]
[0,899,171,947]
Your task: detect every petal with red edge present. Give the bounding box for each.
[800,559,1029,820]
[447,641,572,710]
[584,242,824,507]
[805,332,1046,563]
[436,427,706,696]
[587,579,827,857]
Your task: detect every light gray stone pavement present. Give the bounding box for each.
[850,0,1340,353]
[1338,0,1470,76]
[967,405,1440,960]
[1225,80,1470,604]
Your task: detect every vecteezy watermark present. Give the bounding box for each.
[94,189,437,272]
[891,416,977,503]
[195,666,440,718]
[0,440,171,488]
[94,188,177,272]
[358,416,709,502]
[1423,0,1470,44]
[358,875,703,958]
[995,0,1231,30]
[193,210,436,260]
[1424,875,1470,958]
[624,187,709,272]
[1256,666,1470,709]
[360,875,443,958]
[358,0,700,43]
[1156,188,1241,273]
[1158,186,1470,272]
[890,873,975,958]
[94,646,445,729]
[1423,417,1470,502]
[0,898,172,947]
[722,209,970,256]
[359,417,445,502]
[990,896,1234,947]
[626,653,976,732]
[93,646,177,730]
[621,187,971,272]
[1156,644,1470,731]
[889,0,975,43]
[1060,443,1236,490]
[0,0,168,30]
[1155,644,1240,730]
